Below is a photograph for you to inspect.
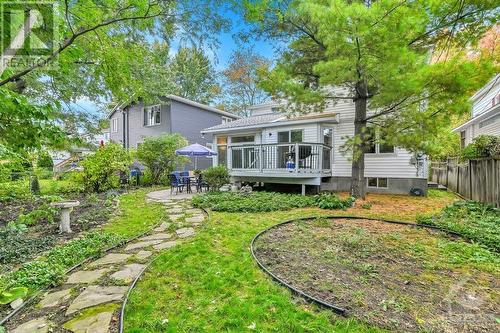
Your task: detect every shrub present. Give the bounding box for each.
[192,191,354,212]
[136,134,188,184]
[461,135,500,160]
[417,200,500,252]
[16,203,59,226]
[202,166,230,191]
[81,143,131,192]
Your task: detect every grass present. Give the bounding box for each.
[124,190,459,332]
[0,188,165,297]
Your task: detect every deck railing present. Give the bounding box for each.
[228,143,332,175]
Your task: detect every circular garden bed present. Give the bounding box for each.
[252,217,499,332]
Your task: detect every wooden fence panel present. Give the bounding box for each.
[430,158,499,207]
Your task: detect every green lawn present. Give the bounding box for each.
[122,190,474,332]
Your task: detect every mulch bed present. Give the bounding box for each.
[253,218,499,333]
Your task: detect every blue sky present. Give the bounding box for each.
[73,8,276,116]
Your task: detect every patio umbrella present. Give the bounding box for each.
[175,143,217,169]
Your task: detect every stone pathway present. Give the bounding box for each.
[6,193,206,333]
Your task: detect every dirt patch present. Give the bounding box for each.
[254,218,499,332]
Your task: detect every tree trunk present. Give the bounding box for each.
[350,81,368,199]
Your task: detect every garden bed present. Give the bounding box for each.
[253,217,499,332]
[0,192,117,274]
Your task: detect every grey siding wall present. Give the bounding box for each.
[170,100,227,170]
[109,111,124,144]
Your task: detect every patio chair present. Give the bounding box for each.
[194,174,209,192]
[169,173,184,195]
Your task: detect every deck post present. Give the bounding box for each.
[301,184,306,195]
[259,145,263,172]
[295,143,299,173]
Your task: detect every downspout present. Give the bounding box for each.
[126,108,130,149]
[122,109,126,149]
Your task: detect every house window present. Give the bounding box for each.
[366,127,394,154]
[278,130,303,143]
[231,135,254,144]
[222,116,233,124]
[323,128,333,146]
[216,136,227,167]
[143,105,161,126]
[271,107,280,113]
[460,130,466,148]
[367,177,388,188]
[479,113,500,129]
[111,118,118,133]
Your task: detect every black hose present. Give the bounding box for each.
[250,215,467,316]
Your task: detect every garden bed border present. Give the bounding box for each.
[250,215,467,316]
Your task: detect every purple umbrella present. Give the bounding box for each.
[175,143,217,169]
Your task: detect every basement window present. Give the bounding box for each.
[367,177,388,188]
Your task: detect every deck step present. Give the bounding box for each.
[428,182,447,190]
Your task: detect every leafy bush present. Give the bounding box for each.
[16,203,58,226]
[192,191,354,212]
[314,193,354,209]
[0,231,121,291]
[417,201,500,252]
[136,134,188,184]
[202,166,230,191]
[81,143,131,192]
[461,135,500,160]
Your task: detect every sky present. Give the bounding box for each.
[71,7,277,116]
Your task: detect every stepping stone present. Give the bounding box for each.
[176,227,195,238]
[168,214,183,221]
[139,233,172,241]
[11,317,50,333]
[125,240,163,251]
[38,288,72,308]
[110,264,146,282]
[153,222,170,232]
[67,268,110,284]
[166,207,183,214]
[66,286,128,315]
[185,215,204,223]
[63,311,113,333]
[135,250,152,260]
[153,241,178,251]
[90,253,131,267]
[186,208,204,214]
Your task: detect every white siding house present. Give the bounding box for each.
[454,74,500,147]
[201,95,428,195]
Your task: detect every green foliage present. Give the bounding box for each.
[15,203,59,226]
[202,166,230,191]
[192,191,354,212]
[417,201,500,252]
[461,135,500,160]
[314,193,355,210]
[0,232,120,291]
[0,179,82,202]
[0,227,55,266]
[0,287,28,305]
[81,143,131,192]
[136,134,188,185]
[170,47,221,104]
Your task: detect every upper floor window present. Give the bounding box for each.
[278,130,303,143]
[231,135,254,144]
[271,107,280,113]
[111,118,118,133]
[460,130,466,148]
[366,127,394,154]
[222,116,233,124]
[143,105,161,126]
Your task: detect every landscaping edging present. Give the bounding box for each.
[0,212,166,327]
[118,206,210,333]
[250,215,468,316]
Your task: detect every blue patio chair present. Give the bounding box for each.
[170,173,184,194]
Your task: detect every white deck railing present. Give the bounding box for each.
[227,143,332,175]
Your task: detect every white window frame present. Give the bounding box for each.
[111,118,118,133]
[367,177,388,188]
[365,127,395,155]
[222,116,233,124]
[144,105,161,127]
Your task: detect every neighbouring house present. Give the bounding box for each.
[108,95,240,170]
[454,74,500,147]
[201,90,428,195]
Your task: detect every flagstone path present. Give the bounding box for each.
[6,192,206,333]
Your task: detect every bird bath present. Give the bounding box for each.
[50,200,80,233]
